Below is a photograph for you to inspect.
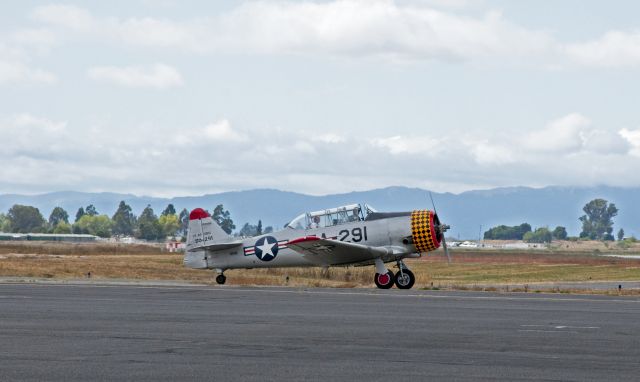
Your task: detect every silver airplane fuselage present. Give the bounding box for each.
[184,215,416,270]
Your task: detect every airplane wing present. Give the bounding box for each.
[287,236,405,266]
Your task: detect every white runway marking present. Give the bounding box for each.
[518,329,580,334]
[521,324,600,329]
[518,324,599,334]
[518,324,600,334]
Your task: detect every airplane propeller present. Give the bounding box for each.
[429,192,452,264]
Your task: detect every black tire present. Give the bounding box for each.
[394,269,415,289]
[374,270,395,289]
[216,274,226,285]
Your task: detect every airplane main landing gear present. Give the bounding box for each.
[394,260,415,289]
[374,270,395,289]
[215,270,226,285]
[373,258,394,289]
[371,259,416,289]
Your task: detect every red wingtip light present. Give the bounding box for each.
[189,208,210,220]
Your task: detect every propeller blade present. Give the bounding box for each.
[428,191,452,264]
[442,235,451,264]
[429,191,438,215]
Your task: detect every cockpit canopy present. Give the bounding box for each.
[286,204,377,230]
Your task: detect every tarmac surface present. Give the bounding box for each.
[1,283,639,381]
[472,280,640,291]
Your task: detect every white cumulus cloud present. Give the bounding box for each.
[0,43,57,85]
[313,133,347,144]
[31,4,95,31]
[469,140,515,165]
[0,60,57,85]
[581,129,630,154]
[201,119,248,143]
[2,113,640,196]
[215,1,555,61]
[524,113,590,153]
[370,135,443,155]
[523,113,630,155]
[87,63,183,89]
[12,113,66,132]
[0,114,69,157]
[565,30,640,68]
[11,28,57,48]
[21,1,640,69]
[620,128,640,156]
[29,1,554,62]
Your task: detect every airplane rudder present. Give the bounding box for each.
[186,208,211,249]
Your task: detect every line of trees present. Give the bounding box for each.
[483,223,567,243]
[484,223,533,240]
[483,198,625,243]
[238,219,274,237]
[0,202,239,241]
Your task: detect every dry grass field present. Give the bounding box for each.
[484,239,640,252]
[1,241,640,292]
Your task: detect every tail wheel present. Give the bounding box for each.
[374,270,395,289]
[215,274,226,285]
[394,269,415,289]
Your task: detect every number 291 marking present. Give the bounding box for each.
[338,227,368,242]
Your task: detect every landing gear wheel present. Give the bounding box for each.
[215,274,226,285]
[374,270,395,289]
[394,269,415,289]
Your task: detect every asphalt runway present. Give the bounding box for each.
[1,284,639,381]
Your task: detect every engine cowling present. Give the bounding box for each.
[410,210,442,253]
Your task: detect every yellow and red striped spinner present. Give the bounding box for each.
[411,210,441,253]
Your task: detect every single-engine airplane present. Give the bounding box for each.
[184,203,450,289]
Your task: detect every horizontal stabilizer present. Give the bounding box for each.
[193,242,242,252]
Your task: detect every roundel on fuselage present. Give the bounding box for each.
[254,236,279,261]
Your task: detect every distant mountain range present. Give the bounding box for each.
[0,186,638,239]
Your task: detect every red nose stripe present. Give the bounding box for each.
[429,211,441,247]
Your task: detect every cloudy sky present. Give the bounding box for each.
[2,0,640,197]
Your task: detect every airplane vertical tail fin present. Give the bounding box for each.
[186,208,234,251]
